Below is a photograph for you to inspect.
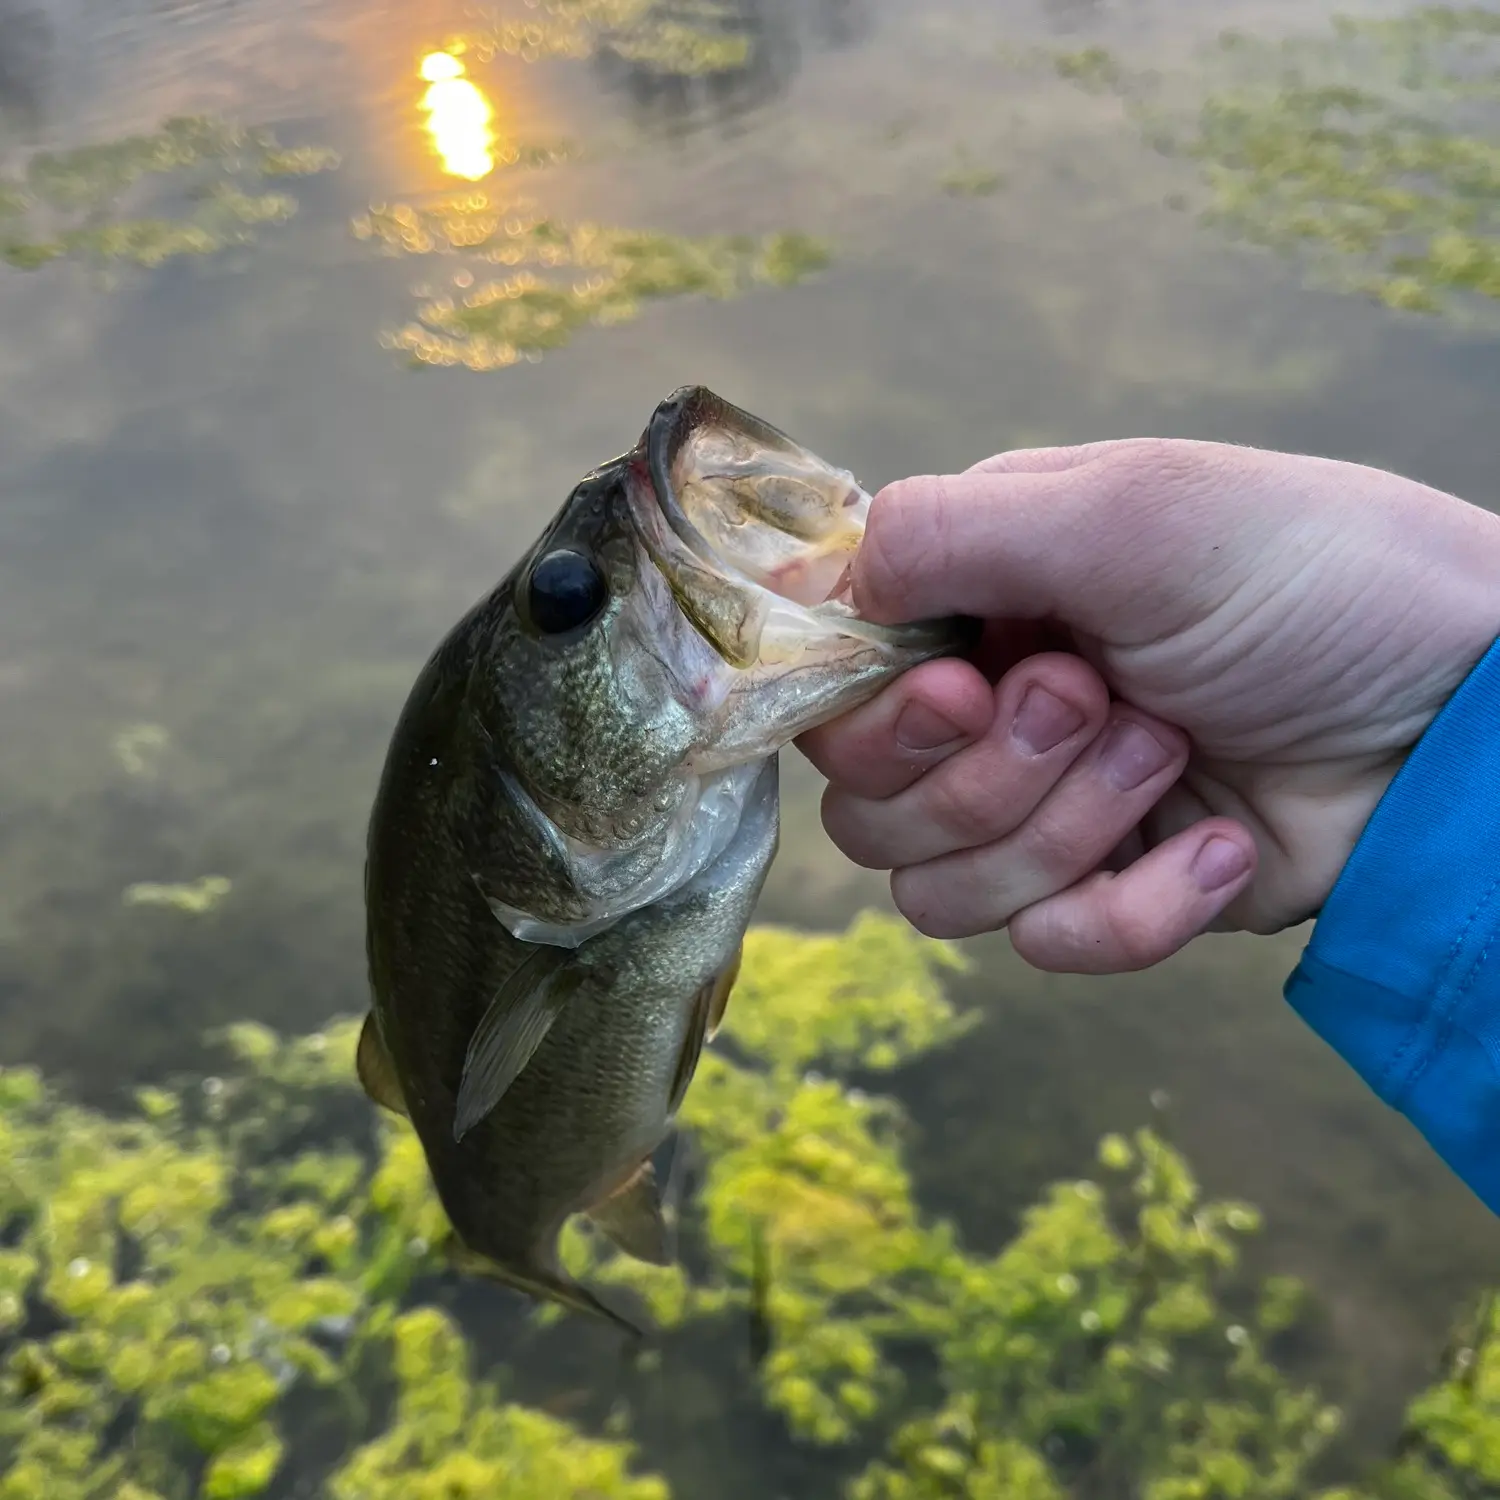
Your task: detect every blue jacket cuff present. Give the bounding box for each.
[1284,632,1500,1210]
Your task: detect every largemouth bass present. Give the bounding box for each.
[360,386,971,1334]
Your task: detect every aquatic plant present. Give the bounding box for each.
[455,0,756,77]
[3,911,1500,1497]
[0,117,339,272]
[355,195,829,370]
[1042,7,1500,326]
[362,0,831,369]
[121,877,233,916]
[1185,10,1500,319]
[939,150,1004,198]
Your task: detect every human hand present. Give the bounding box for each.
[798,438,1500,971]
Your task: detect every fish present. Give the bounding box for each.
[360,385,973,1335]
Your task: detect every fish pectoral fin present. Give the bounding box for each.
[454,944,576,1143]
[587,1159,672,1266]
[668,953,741,1115]
[356,1013,409,1118]
[448,1241,645,1339]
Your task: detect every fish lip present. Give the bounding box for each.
[640,384,779,575]
[634,382,856,603]
[630,385,968,657]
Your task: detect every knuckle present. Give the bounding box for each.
[919,763,1000,844]
[1020,811,1101,879]
[819,790,889,870]
[1101,899,1169,971]
[795,724,838,779]
[890,870,938,935]
[891,868,970,939]
[1005,905,1069,970]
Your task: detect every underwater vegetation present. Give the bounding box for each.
[353,198,829,371]
[1188,8,1500,319]
[3,912,1499,1499]
[121,878,233,917]
[0,117,338,272]
[364,4,833,370]
[0,45,830,370]
[455,0,758,77]
[1043,6,1500,326]
[939,150,1004,198]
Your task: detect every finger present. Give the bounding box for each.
[821,652,1110,868]
[963,442,1123,476]
[795,656,993,800]
[851,439,1237,634]
[1005,819,1258,973]
[889,709,1191,937]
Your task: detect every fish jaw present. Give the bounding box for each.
[623,386,975,770]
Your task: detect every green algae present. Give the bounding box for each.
[1039,8,1500,329]
[5,911,1499,1497]
[0,62,825,367]
[358,1,828,369]
[355,195,830,370]
[0,117,339,273]
[453,0,755,77]
[121,878,233,916]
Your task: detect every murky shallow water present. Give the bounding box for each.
[2,0,1499,1476]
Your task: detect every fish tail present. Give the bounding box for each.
[449,1241,646,1340]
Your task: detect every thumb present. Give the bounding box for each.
[852,438,1236,637]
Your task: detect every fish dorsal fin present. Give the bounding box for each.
[453,942,575,1142]
[356,1013,409,1118]
[706,943,742,1042]
[587,1159,671,1266]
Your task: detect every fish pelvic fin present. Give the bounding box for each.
[356,1012,409,1118]
[586,1159,671,1266]
[706,943,742,1043]
[448,1241,646,1340]
[668,950,742,1116]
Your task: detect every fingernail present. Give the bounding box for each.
[1099,720,1173,790]
[896,702,965,752]
[1011,686,1085,755]
[1192,836,1251,893]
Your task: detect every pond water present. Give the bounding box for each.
[2,0,1499,1485]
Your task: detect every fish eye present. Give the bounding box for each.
[527,548,608,635]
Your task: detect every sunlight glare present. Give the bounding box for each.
[419,52,495,181]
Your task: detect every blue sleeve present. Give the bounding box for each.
[1285,633,1500,1213]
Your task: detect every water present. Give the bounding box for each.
[2,0,1499,1482]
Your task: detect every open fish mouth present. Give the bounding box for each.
[476,387,973,947]
[623,385,958,671]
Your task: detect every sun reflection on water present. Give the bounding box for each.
[419,52,495,181]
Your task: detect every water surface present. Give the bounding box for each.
[2,0,1498,1470]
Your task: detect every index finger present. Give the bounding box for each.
[795,655,992,800]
